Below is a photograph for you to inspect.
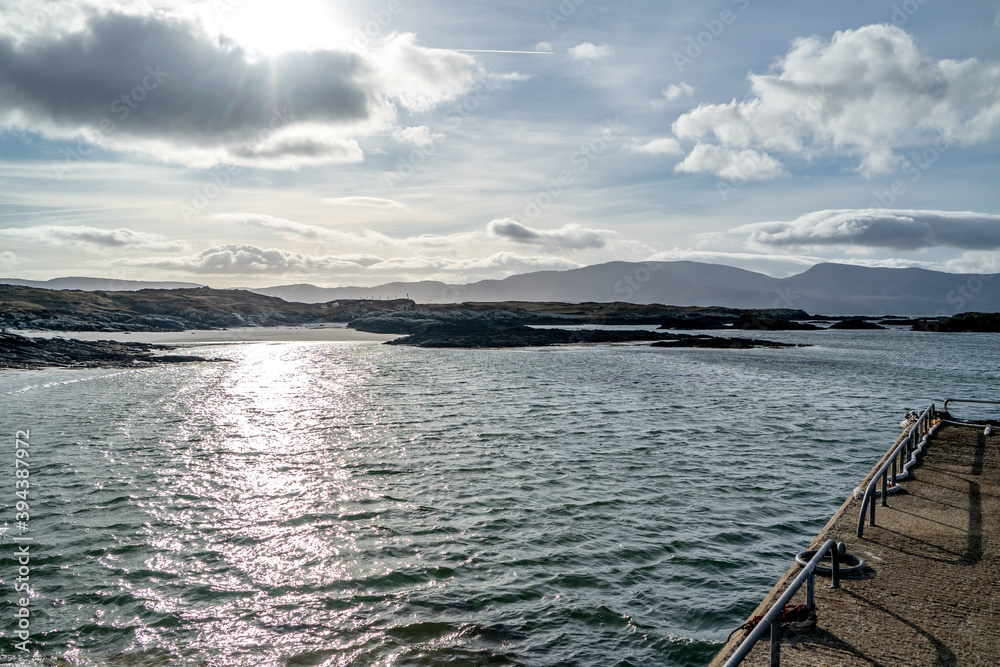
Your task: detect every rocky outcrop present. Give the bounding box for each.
[829,319,886,330]
[734,314,821,330]
[379,319,800,349]
[0,285,414,332]
[651,336,802,349]
[0,331,227,369]
[918,312,1000,332]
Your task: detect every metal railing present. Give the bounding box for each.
[856,404,935,538]
[943,398,1000,411]
[722,538,840,667]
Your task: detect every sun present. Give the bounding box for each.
[218,0,354,55]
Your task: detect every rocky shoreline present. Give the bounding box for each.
[0,332,228,369]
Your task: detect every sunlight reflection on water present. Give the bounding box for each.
[2,332,999,666]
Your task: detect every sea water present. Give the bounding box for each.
[1,329,998,666]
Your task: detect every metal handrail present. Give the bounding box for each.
[722,538,840,667]
[856,404,935,538]
[943,398,1000,411]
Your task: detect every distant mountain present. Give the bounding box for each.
[247,261,1000,316]
[0,277,204,291]
[7,261,999,316]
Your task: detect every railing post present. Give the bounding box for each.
[881,471,888,506]
[869,489,876,526]
[770,617,781,666]
[891,457,897,485]
[806,570,815,609]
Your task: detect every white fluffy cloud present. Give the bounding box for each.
[567,42,613,61]
[392,126,442,147]
[119,244,383,274]
[735,209,1000,251]
[653,83,694,108]
[0,11,484,168]
[628,137,683,155]
[117,243,581,281]
[940,250,1000,274]
[675,144,786,180]
[672,24,1000,178]
[486,219,613,250]
[0,225,188,252]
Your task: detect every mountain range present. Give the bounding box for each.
[3,262,997,316]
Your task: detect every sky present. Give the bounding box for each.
[1,0,999,287]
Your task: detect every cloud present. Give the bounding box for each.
[223,213,613,254]
[672,24,1000,177]
[486,219,613,250]
[219,213,394,246]
[674,144,787,180]
[323,197,407,210]
[0,251,21,271]
[219,212,479,250]
[646,248,826,277]
[368,252,582,280]
[567,42,613,61]
[120,244,383,275]
[940,250,1000,274]
[0,225,188,252]
[653,82,694,108]
[628,137,683,155]
[392,125,442,147]
[117,243,580,282]
[535,41,554,52]
[0,12,483,168]
[734,209,1000,251]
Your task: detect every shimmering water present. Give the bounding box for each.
[2,330,998,666]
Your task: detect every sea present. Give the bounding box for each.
[2,327,998,666]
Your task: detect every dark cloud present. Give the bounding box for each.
[0,11,480,167]
[486,218,611,250]
[0,13,370,140]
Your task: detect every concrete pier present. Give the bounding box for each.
[709,420,1000,666]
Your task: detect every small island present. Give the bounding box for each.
[0,331,227,370]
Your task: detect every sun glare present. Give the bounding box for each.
[220,0,352,54]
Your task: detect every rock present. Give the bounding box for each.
[919,312,1000,332]
[0,331,228,369]
[829,319,885,330]
[384,321,801,349]
[651,336,801,349]
[658,315,728,329]
[735,314,821,330]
